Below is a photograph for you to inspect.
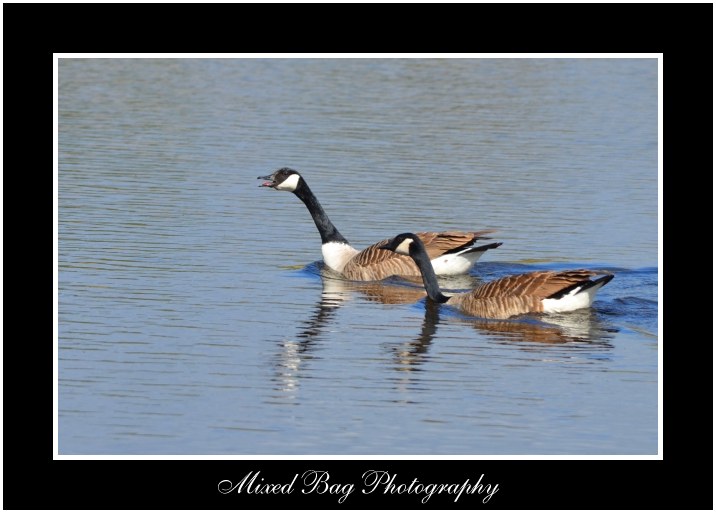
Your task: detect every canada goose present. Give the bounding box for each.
[379,233,614,319]
[258,167,501,281]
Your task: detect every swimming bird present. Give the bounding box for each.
[258,168,501,281]
[379,232,614,319]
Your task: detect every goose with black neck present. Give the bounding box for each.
[258,168,501,281]
[379,232,614,319]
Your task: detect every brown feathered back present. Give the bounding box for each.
[470,270,605,299]
[447,270,608,319]
[415,230,495,260]
[448,294,545,319]
[341,231,495,281]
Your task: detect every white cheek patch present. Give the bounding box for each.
[395,238,414,255]
[275,173,300,192]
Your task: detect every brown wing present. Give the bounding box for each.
[341,240,420,280]
[448,294,545,319]
[416,231,496,260]
[340,230,496,281]
[469,270,606,299]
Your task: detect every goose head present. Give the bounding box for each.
[258,167,302,192]
[378,233,419,256]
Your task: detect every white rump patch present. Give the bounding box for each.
[542,284,599,313]
[322,242,359,273]
[275,173,300,192]
[430,250,487,275]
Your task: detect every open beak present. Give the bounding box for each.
[257,174,276,188]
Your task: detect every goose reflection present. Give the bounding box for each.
[271,264,443,397]
[290,265,435,348]
[388,297,615,373]
[272,265,616,397]
[463,308,616,347]
[388,298,440,372]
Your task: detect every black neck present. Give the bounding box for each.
[292,179,349,245]
[409,239,450,304]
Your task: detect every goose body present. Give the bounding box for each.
[258,168,501,280]
[379,233,614,319]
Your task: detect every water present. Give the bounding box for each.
[57,58,658,455]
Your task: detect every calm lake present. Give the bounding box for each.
[57,57,658,455]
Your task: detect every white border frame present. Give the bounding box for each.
[53,53,663,460]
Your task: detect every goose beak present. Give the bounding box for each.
[257,174,276,188]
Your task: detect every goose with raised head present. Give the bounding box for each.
[379,233,614,319]
[258,168,501,281]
